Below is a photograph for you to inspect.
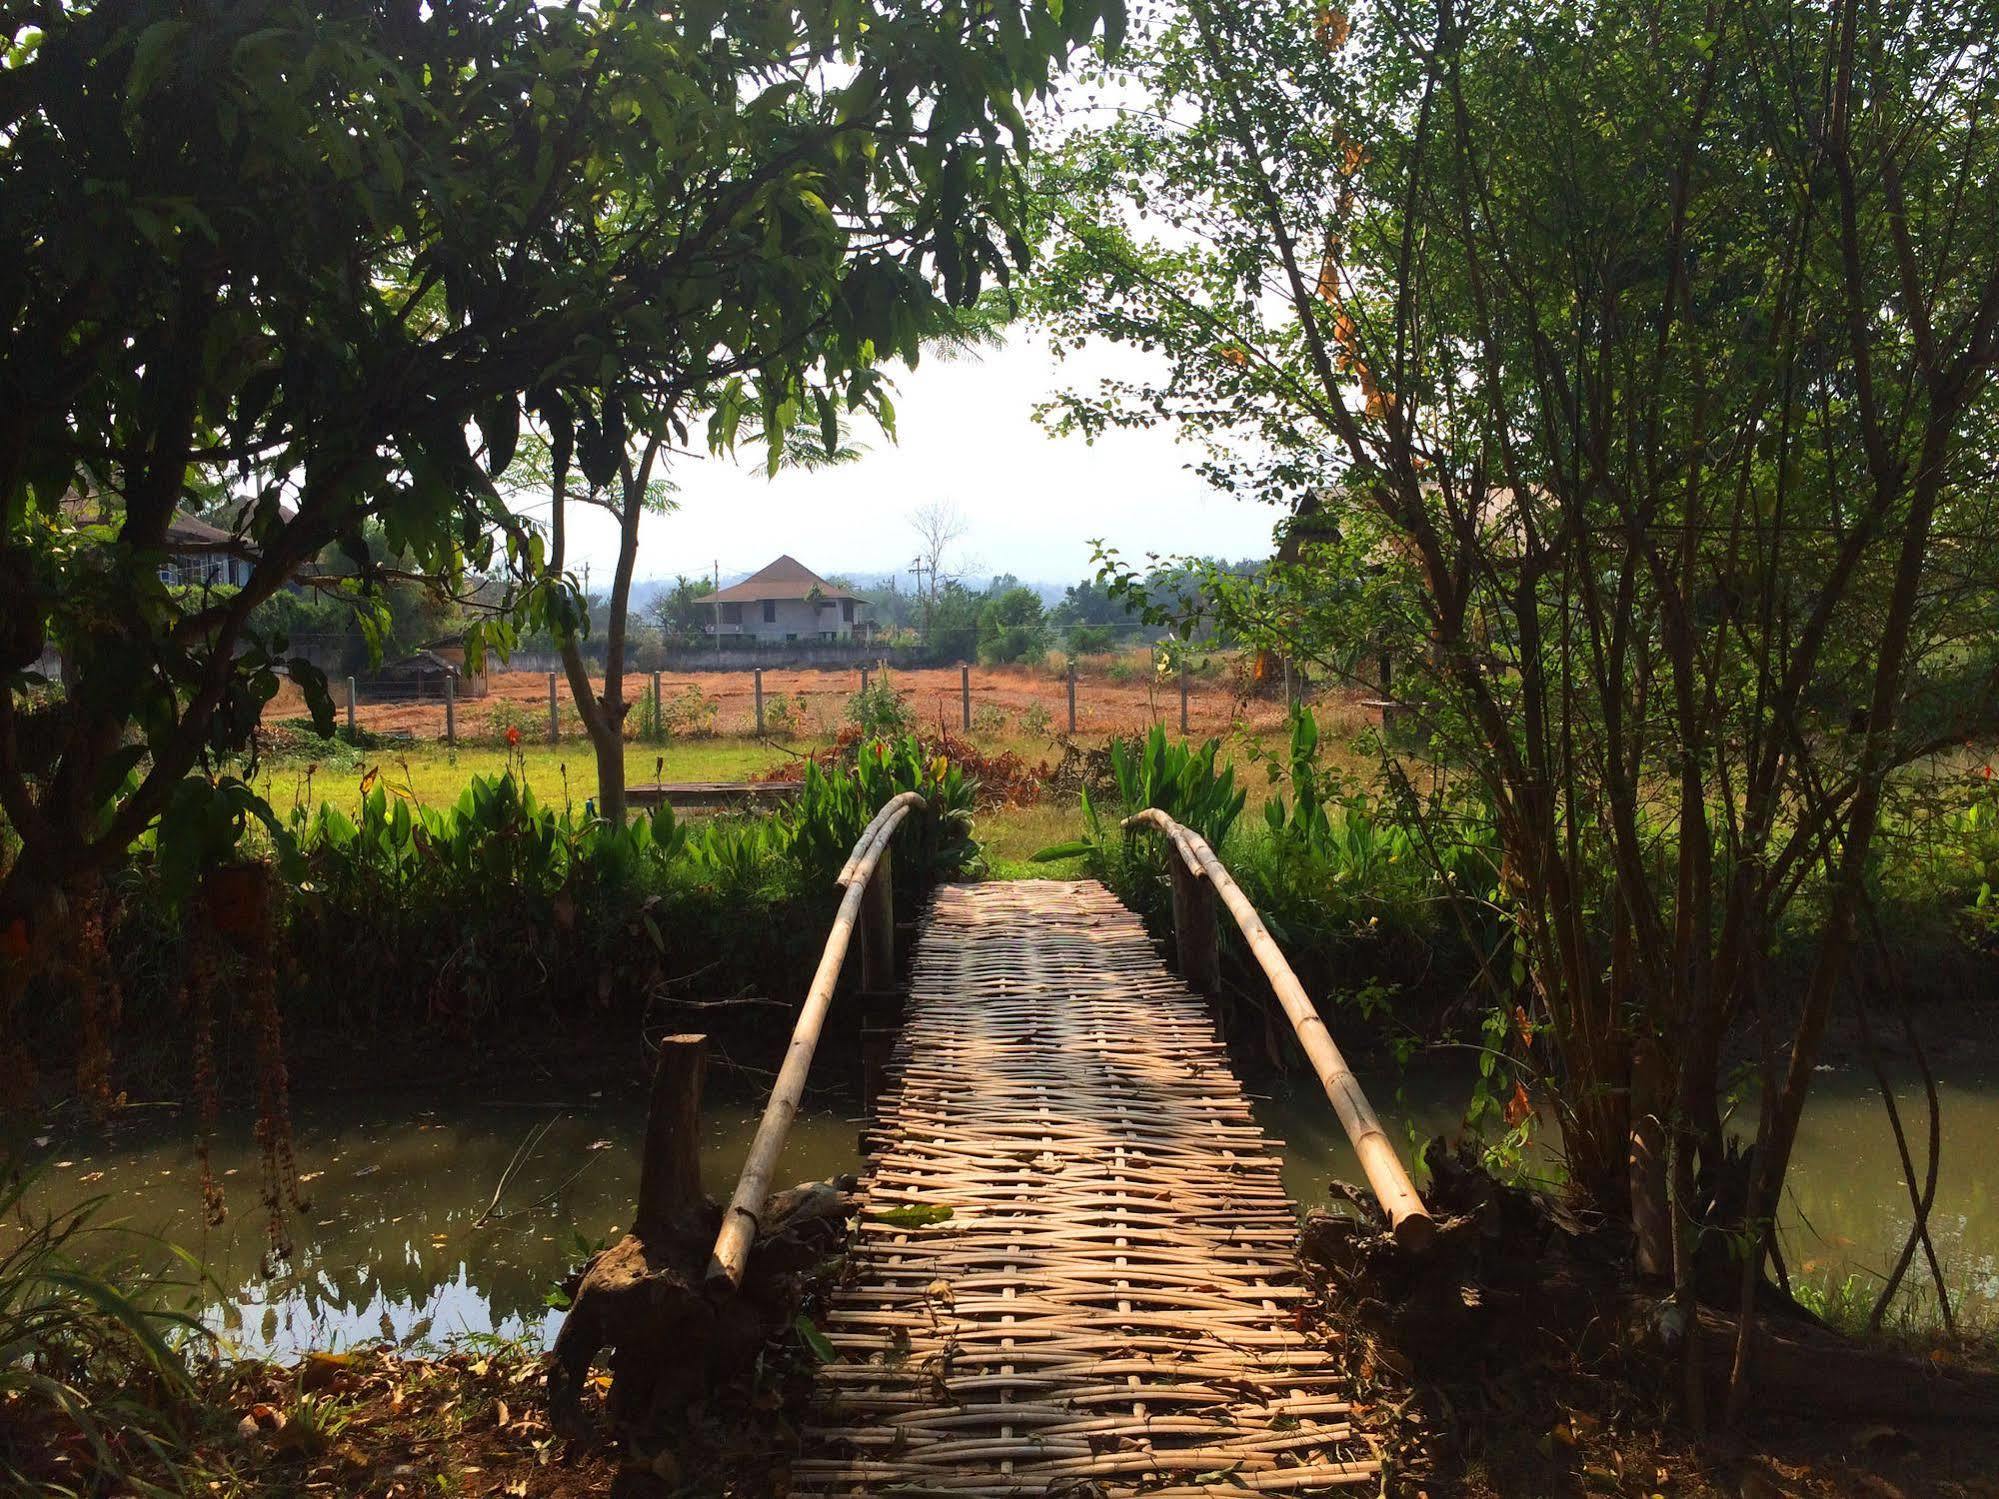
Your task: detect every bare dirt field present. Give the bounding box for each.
[277,657,1376,747]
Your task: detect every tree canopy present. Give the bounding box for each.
[1034,0,1999,1404]
[1,0,1122,918]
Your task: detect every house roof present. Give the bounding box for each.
[707,555,861,604]
[373,649,459,678]
[163,510,245,552]
[61,492,258,555]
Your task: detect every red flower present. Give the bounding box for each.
[506,726,522,748]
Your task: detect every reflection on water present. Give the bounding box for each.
[21,1055,1995,1360]
[1253,1056,1999,1320]
[20,1095,860,1361]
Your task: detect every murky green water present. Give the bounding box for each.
[19,1056,1995,1360]
[1254,1056,1999,1322]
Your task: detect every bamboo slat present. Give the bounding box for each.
[789,880,1380,1497]
[1125,811,1434,1250]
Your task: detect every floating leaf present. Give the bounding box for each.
[870,1203,955,1228]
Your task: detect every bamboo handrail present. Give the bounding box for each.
[707,791,927,1289]
[1124,809,1435,1251]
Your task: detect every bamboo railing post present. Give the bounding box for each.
[1124,809,1433,1250]
[859,844,895,995]
[1169,856,1221,996]
[709,792,926,1289]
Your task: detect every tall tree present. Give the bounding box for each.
[1035,0,1999,1410]
[909,499,970,638]
[0,0,1123,921]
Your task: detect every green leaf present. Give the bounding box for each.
[869,1203,955,1228]
[123,19,189,109]
[792,1313,839,1364]
[1029,840,1095,862]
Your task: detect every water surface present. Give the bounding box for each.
[23,1055,1993,1359]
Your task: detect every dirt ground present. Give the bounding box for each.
[276,658,1364,745]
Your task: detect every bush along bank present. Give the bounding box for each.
[1034,716,1507,1070]
[6,734,982,1111]
[1034,710,1999,1165]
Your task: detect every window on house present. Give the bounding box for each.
[763,598,777,624]
[722,602,743,625]
[841,599,855,623]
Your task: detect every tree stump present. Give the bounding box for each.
[549,1034,856,1431]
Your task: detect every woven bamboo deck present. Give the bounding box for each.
[792,880,1380,1496]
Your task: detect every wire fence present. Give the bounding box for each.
[324,655,1314,753]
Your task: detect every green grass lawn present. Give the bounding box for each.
[252,735,799,815]
[247,725,1326,883]
[979,801,1091,879]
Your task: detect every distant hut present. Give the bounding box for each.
[363,649,468,702]
[420,635,490,698]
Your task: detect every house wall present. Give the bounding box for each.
[711,596,860,643]
[158,552,252,588]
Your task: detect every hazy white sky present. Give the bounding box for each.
[559,333,1281,590]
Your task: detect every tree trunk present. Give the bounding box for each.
[549,1032,857,1431]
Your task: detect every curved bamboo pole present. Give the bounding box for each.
[708,792,926,1289]
[1125,809,1435,1250]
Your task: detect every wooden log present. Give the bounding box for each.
[859,844,895,995]
[709,794,924,1289]
[1125,809,1433,1251]
[634,1034,706,1242]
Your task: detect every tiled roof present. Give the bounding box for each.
[707,555,860,604]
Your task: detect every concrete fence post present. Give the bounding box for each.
[860,665,871,698]
[1179,659,1190,734]
[346,677,357,735]
[960,662,971,732]
[547,671,559,743]
[651,671,663,742]
[444,671,456,746]
[1066,658,1077,735]
[753,667,765,736]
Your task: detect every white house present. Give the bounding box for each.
[706,556,865,643]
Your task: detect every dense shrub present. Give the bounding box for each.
[17,738,985,1096]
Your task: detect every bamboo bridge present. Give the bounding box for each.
[708,798,1432,1496]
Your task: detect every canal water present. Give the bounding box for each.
[19,1059,1995,1360]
